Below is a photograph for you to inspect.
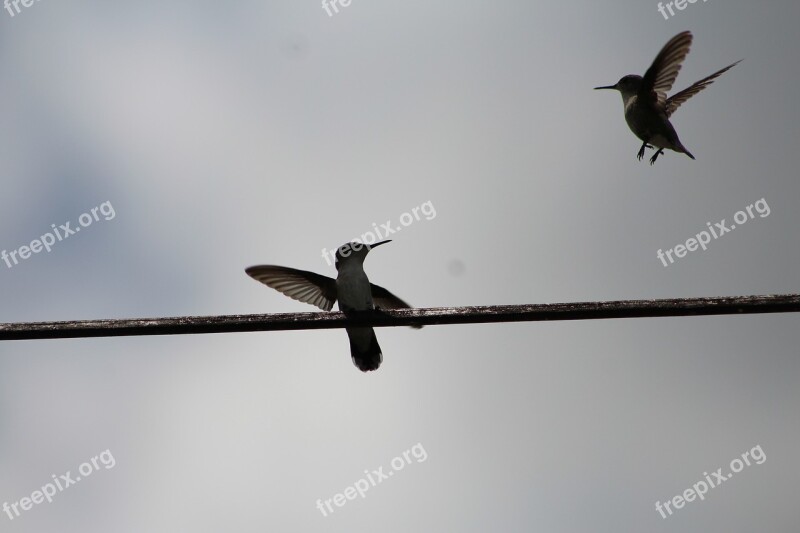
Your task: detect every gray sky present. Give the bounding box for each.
[1,1,798,531]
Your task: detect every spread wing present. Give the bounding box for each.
[370,283,423,329]
[245,265,337,311]
[641,31,693,111]
[666,60,741,117]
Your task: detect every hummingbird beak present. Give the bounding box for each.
[594,84,618,91]
[368,240,391,250]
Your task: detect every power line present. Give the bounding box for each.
[0,293,797,341]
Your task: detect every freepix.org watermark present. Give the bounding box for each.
[321,0,352,17]
[3,449,116,521]
[654,444,765,519]
[657,0,708,20]
[2,201,116,270]
[657,198,770,267]
[4,0,42,18]
[321,201,436,266]
[316,442,427,517]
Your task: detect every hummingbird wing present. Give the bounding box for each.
[640,31,693,111]
[370,283,424,329]
[245,265,337,311]
[665,60,741,117]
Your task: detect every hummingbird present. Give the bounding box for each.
[245,240,421,372]
[595,31,740,165]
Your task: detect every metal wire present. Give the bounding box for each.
[0,294,798,341]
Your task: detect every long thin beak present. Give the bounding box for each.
[594,84,617,90]
[368,240,391,250]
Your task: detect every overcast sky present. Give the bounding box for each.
[1,1,798,531]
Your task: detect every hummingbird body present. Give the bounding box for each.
[595,31,739,165]
[335,247,383,371]
[335,254,374,313]
[618,77,695,160]
[246,240,420,372]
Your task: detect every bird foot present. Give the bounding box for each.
[637,143,654,161]
[649,148,664,165]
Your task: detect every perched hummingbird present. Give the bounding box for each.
[595,31,740,165]
[245,240,421,372]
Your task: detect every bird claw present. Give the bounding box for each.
[637,143,654,161]
[649,149,664,165]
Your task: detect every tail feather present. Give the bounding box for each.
[677,141,695,160]
[667,135,695,160]
[347,327,382,372]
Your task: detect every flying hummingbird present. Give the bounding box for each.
[595,31,740,165]
[245,240,421,372]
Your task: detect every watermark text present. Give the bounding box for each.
[2,201,116,270]
[657,198,770,267]
[322,0,353,17]
[655,444,765,519]
[4,0,43,18]
[316,442,427,517]
[321,201,436,266]
[657,0,708,20]
[3,449,116,521]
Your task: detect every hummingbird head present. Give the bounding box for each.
[594,75,643,100]
[335,240,391,269]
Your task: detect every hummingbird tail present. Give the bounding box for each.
[347,327,383,372]
[675,140,695,160]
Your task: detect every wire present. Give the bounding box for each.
[0,293,797,341]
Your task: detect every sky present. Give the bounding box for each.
[0,1,798,531]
